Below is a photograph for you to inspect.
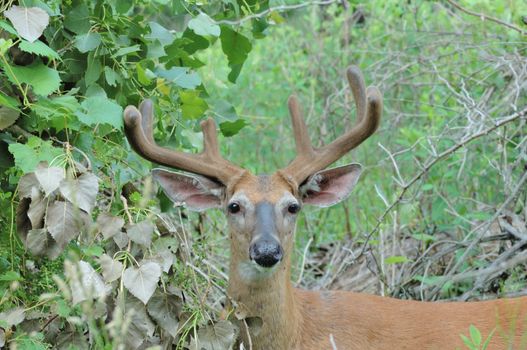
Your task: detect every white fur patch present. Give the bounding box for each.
[299,173,322,196]
[238,260,278,282]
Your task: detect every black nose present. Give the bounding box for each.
[250,240,283,268]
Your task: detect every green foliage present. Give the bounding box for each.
[459,325,495,350]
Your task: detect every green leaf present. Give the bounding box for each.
[156,67,201,89]
[460,334,476,350]
[104,66,119,86]
[8,136,64,173]
[469,325,482,346]
[112,44,141,58]
[64,4,90,34]
[0,270,22,282]
[136,62,155,85]
[0,19,18,35]
[482,328,496,350]
[422,183,434,191]
[181,129,203,149]
[0,38,13,55]
[82,245,104,257]
[227,63,243,83]
[220,26,252,83]
[180,30,210,54]
[14,332,49,350]
[32,95,81,131]
[145,22,174,45]
[188,14,220,37]
[74,32,102,53]
[220,119,247,137]
[85,55,102,87]
[180,91,208,119]
[213,100,238,121]
[411,233,436,243]
[76,96,123,129]
[5,61,61,96]
[18,40,60,60]
[0,91,20,110]
[384,255,411,264]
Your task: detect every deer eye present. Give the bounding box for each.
[228,202,241,214]
[288,203,301,214]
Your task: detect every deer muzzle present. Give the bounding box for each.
[250,201,283,268]
[249,240,283,268]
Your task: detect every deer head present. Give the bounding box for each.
[123,66,382,284]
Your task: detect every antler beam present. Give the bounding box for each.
[281,66,383,185]
[123,99,244,184]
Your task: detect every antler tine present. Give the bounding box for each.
[123,100,244,184]
[138,99,154,144]
[281,66,382,185]
[288,95,315,158]
[346,65,367,123]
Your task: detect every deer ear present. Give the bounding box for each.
[152,168,224,211]
[300,164,362,207]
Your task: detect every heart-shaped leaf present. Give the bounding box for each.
[146,291,182,337]
[59,172,98,214]
[35,165,64,196]
[98,254,123,282]
[66,261,110,304]
[190,321,238,350]
[96,213,124,239]
[4,6,50,42]
[46,201,89,248]
[126,220,154,247]
[123,262,161,304]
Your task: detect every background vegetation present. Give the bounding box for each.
[0,0,526,348]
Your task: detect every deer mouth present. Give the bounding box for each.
[238,260,280,282]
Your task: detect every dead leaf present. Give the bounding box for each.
[124,296,156,349]
[126,220,154,247]
[55,331,89,350]
[146,291,181,337]
[190,320,238,350]
[27,187,46,229]
[19,172,39,199]
[59,172,98,214]
[65,260,110,304]
[26,228,48,255]
[96,213,124,239]
[99,254,123,282]
[4,5,50,42]
[16,197,31,242]
[147,237,179,273]
[123,262,161,304]
[113,231,129,249]
[46,201,89,248]
[0,307,25,327]
[25,228,61,259]
[0,106,20,130]
[35,165,64,196]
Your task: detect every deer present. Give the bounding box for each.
[123,66,527,350]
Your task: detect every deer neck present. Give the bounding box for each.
[227,248,302,349]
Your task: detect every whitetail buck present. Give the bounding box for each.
[124,66,527,349]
